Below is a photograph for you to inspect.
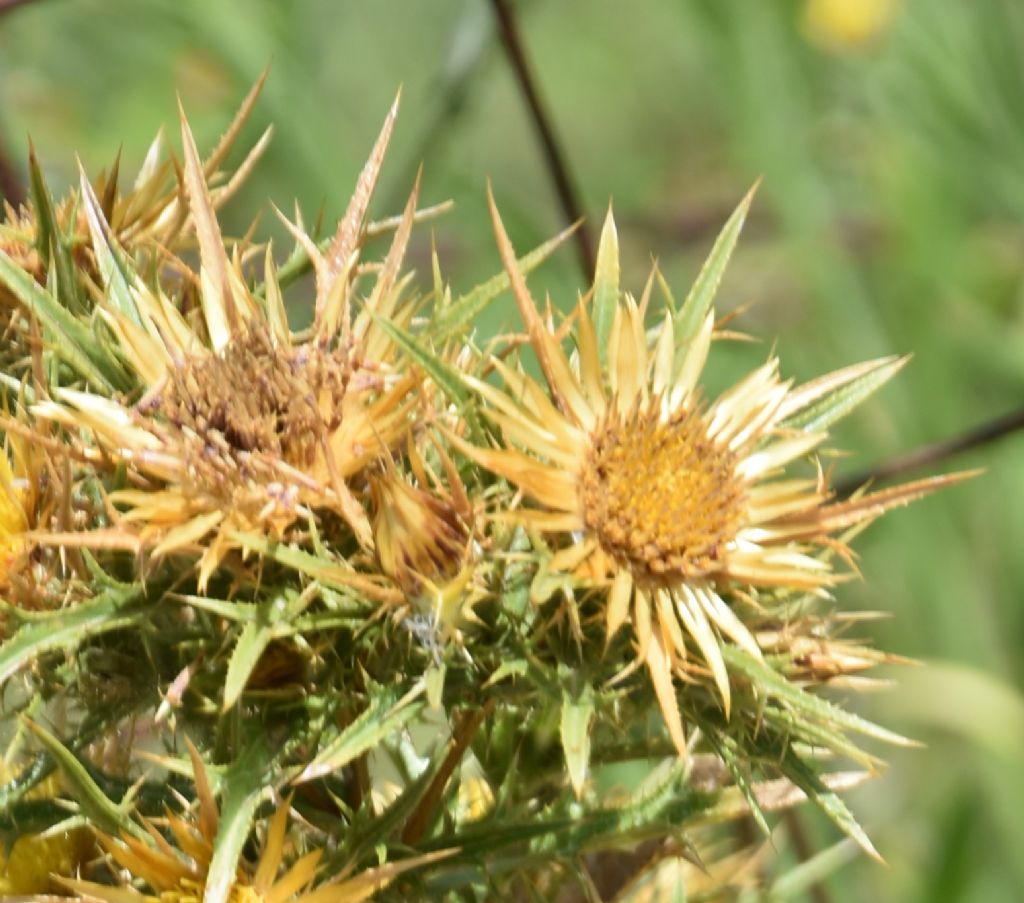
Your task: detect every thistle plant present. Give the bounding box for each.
[0,80,968,901]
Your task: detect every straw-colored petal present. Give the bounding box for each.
[605,568,633,643]
[676,585,731,718]
[152,510,224,558]
[736,431,826,481]
[179,99,244,349]
[670,310,714,409]
[646,629,687,758]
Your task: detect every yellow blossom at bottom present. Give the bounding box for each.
[0,770,93,895]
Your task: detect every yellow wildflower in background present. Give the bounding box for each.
[455,188,959,754]
[802,0,901,52]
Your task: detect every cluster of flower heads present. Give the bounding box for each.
[0,79,965,900]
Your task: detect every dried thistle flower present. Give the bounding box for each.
[455,187,967,753]
[370,436,483,638]
[32,98,425,588]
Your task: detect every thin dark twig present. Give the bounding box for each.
[782,810,835,903]
[0,0,41,15]
[835,406,1024,497]
[489,0,596,279]
[0,131,25,207]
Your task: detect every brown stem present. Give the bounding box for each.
[783,810,834,903]
[0,130,24,207]
[834,406,1024,497]
[0,0,41,14]
[401,699,495,846]
[489,0,595,279]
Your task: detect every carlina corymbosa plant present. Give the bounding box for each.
[0,77,971,901]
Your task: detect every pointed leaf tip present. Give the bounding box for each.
[178,97,239,348]
[592,205,620,366]
[317,94,401,338]
[560,684,595,799]
[674,183,758,369]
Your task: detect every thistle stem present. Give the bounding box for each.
[489,0,596,278]
[401,699,494,846]
[0,0,41,15]
[783,810,835,903]
[835,406,1024,496]
[0,129,24,206]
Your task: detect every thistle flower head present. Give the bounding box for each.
[455,188,964,753]
[370,435,483,638]
[32,94,428,588]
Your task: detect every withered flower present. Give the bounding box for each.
[33,98,425,588]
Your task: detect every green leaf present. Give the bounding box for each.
[373,313,467,404]
[560,682,594,799]
[771,838,859,898]
[222,589,317,708]
[701,725,770,836]
[482,658,528,688]
[0,248,119,392]
[28,145,85,315]
[427,663,447,711]
[430,223,577,340]
[783,356,908,433]
[591,207,619,367]
[778,752,880,861]
[0,584,146,684]
[79,165,143,326]
[345,746,445,861]
[229,532,376,606]
[204,741,271,903]
[22,719,144,840]
[222,597,286,711]
[171,594,258,622]
[723,646,916,749]
[674,183,756,370]
[295,682,426,783]
[372,313,490,445]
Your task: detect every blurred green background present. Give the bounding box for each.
[2,0,1023,899]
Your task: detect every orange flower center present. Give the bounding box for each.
[580,403,746,583]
